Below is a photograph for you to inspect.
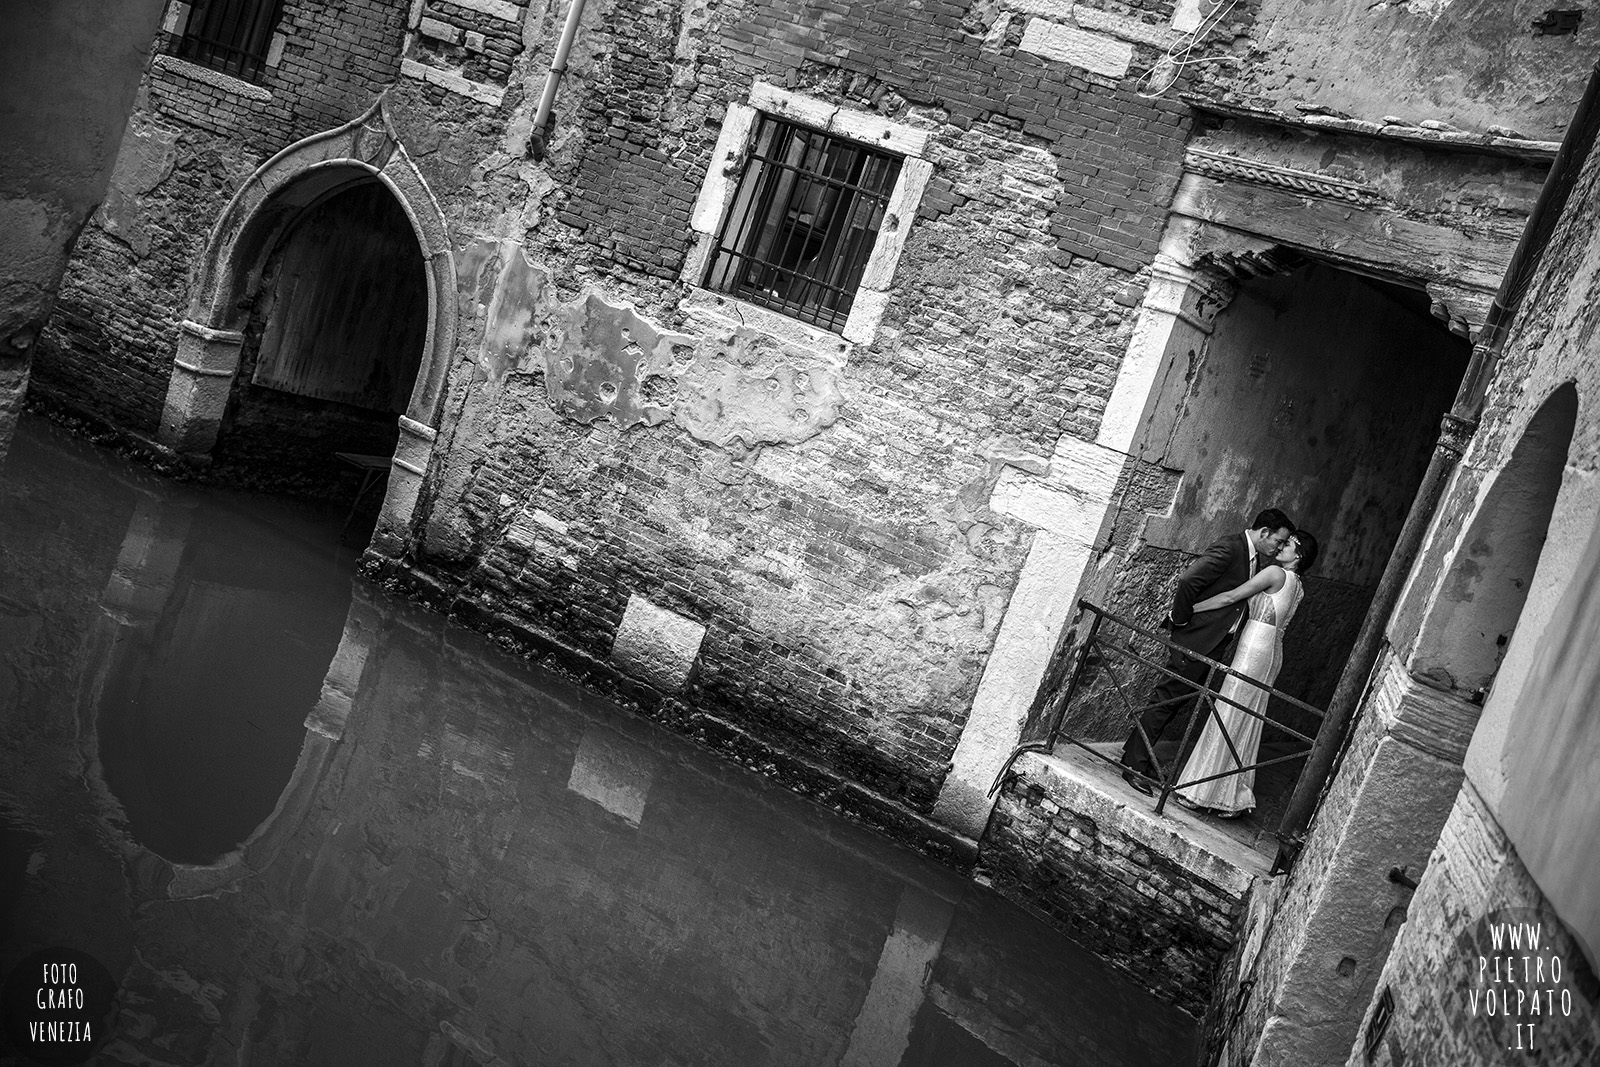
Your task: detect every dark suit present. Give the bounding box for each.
[1121,532,1255,778]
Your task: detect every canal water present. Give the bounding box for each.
[0,414,1196,1066]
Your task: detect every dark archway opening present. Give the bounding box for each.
[1409,383,1577,695]
[1084,258,1472,827]
[211,178,428,529]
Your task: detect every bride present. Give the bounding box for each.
[1174,530,1319,817]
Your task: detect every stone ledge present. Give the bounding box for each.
[978,746,1276,1015]
[151,54,272,102]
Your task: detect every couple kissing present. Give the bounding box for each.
[1120,508,1320,819]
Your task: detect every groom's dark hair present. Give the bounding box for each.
[1250,507,1294,533]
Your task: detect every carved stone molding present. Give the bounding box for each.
[1184,147,1382,206]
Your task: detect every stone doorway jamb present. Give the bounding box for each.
[931,217,1243,837]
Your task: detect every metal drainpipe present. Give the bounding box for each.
[526,0,589,162]
[1272,59,1600,873]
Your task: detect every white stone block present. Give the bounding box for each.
[1171,0,1204,34]
[689,103,757,234]
[749,81,837,129]
[842,288,892,345]
[1006,1,1183,48]
[447,0,521,22]
[830,108,931,158]
[610,594,707,692]
[858,157,933,292]
[1019,17,1134,78]
[419,17,463,44]
[400,58,504,106]
[162,2,190,35]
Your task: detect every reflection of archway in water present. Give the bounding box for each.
[75,483,374,896]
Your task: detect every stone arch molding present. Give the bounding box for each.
[1404,381,1579,698]
[156,97,455,551]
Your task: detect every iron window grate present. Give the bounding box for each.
[703,114,903,332]
[175,0,284,83]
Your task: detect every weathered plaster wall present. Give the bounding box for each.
[1206,0,1599,140]
[363,0,1211,813]
[0,0,168,457]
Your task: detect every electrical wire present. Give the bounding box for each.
[1135,0,1244,99]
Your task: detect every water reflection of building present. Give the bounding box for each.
[9,1,1600,1063]
[119,571,1204,1065]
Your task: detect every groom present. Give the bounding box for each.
[1119,508,1295,795]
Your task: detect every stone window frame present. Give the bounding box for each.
[682,81,934,346]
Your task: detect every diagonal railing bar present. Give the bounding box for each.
[1090,639,1321,745]
[989,600,1328,819]
[1086,613,1325,719]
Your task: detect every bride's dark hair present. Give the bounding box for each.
[1291,531,1319,575]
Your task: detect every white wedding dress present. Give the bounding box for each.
[1174,572,1302,816]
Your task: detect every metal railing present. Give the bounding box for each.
[991,600,1326,817]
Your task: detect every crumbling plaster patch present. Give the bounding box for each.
[461,237,847,450]
[96,118,183,258]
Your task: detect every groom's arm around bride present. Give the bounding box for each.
[1119,509,1293,791]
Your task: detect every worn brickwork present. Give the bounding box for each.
[411,0,528,85]
[980,757,1261,1016]
[349,0,1208,812]
[1215,648,1397,1066]
[1353,783,1600,1067]
[556,0,1195,280]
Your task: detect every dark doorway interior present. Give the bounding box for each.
[1077,259,1472,825]
[213,178,428,522]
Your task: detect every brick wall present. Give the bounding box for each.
[37,0,1220,819]
[978,752,1263,1016]
[1352,782,1600,1067]
[32,0,409,436]
[557,0,1193,280]
[376,0,1214,814]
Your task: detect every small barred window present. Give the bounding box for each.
[174,0,284,83]
[702,114,903,333]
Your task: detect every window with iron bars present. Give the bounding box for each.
[703,114,903,333]
[174,0,284,83]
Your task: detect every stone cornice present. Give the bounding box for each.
[1182,95,1561,164]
